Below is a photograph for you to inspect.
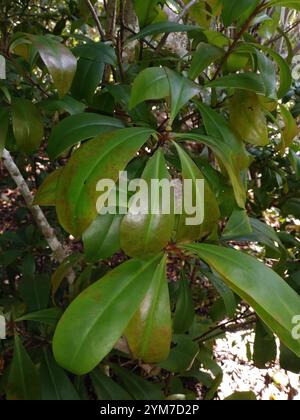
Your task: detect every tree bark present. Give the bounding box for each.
[2,149,75,283]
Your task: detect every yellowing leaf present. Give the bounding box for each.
[229,90,269,146]
[125,255,172,363]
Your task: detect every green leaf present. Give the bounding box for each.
[6,335,40,400]
[280,343,300,374]
[73,42,117,65]
[178,104,250,208]
[173,275,195,334]
[125,255,172,363]
[56,127,154,237]
[221,0,258,26]
[0,108,9,158]
[34,168,63,206]
[71,58,104,102]
[40,96,86,115]
[189,42,223,80]
[16,308,62,327]
[90,370,132,400]
[279,104,299,149]
[31,35,77,98]
[129,67,169,109]
[253,320,277,368]
[128,22,197,42]
[40,349,80,400]
[11,98,44,154]
[160,335,199,373]
[224,391,256,400]
[19,272,51,312]
[133,0,164,28]
[206,73,267,95]
[229,90,269,146]
[111,364,163,400]
[165,68,200,124]
[249,218,285,255]
[174,142,220,242]
[206,271,237,318]
[241,44,292,98]
[51,253,81,300]
[270,1,300,11]
[255,50,277,99]
[83,213,123,262]
[184,243,300,357]
[47,113,125,159]
[222,209,252,239]
[53,255,161,375]
[121,150,174,257]
[282,198,300,219]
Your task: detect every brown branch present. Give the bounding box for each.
[85,0,106,41]
[2,149,75,284]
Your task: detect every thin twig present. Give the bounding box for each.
[266,19,300,46]
[212,1,269,81]
[176,0,198,22]
[156,0,197,52]
[85,0,106,41]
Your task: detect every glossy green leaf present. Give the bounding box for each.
[160,335,199,373]
[206,72,267,95]
[56,127,154,237]
[221,0,258,26]
[40,349,80,400]
[121,150,174,257]
[0,108,9,158]
[189,42,223,80]
[11,98,44,154]
[133,0,163,28]
[71,58,104,102]
[229,90,269,146]
[129,67,169,109]
[107,84,156,125]
[47,113,125,159]
[111,364,163,400]
[6,335,40,400]
[165,68,200,124]
[73,42,117,65]
[179,103,250,208]
[253,320,277,368]
[174,143,220,242]
[16,308,62,327]
[90,370,132,400]
[128,22,197,42]
[34,168,63,206]
[255,50,277,99]
[280,343,300,374]
[125,255,171,363]
[83,213,123,262]
[40,96,86,115]
[250,218,285,253]
[280,104,299,149]
[206,271,237,318]
[31,35,77,98]
[173,275,195,334]
[53,255,161,375]
[184,243,300,357]
[222,209,252,239]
